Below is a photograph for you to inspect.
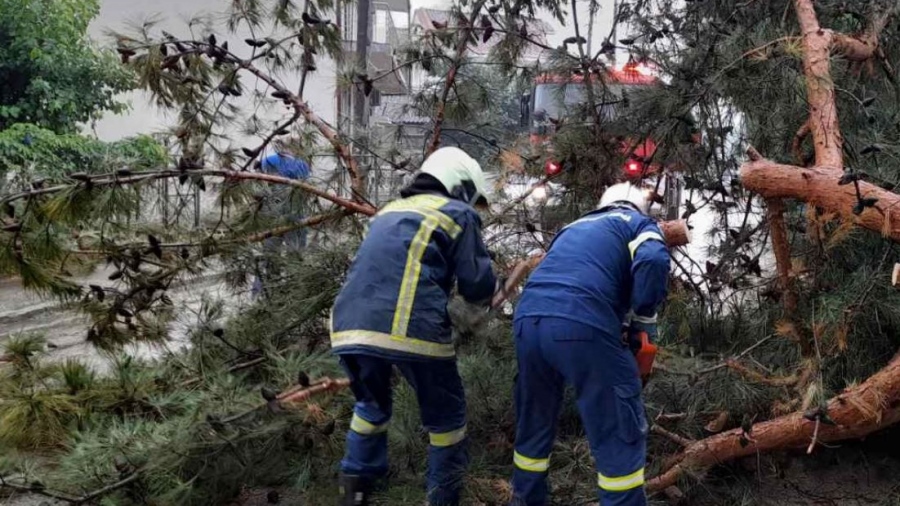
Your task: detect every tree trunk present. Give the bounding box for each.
[740,159,900,243]
[648,351,900,492]
[793,0,843,169]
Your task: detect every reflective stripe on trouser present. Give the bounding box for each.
[509,317,648,506]
[340,356,394,479]
[338,353,469,506]
[513,451,550,473]
[598,467,645,492]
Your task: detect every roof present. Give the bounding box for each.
[534,65,660,86]
[411,8,553,62]
[370,94,431,125]
[374,0,410,13]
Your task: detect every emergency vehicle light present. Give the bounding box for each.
[625,160,643,177]
[544,160,562,176]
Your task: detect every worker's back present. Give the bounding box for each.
[515,206,665,335]
[331,193,495,360]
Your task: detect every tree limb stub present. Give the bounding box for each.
[765,197,808,353]
[792,120,811,166]
[831,3,900,63]
[647,351,900,493]
[741,159,900,243]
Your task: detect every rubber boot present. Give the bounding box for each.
[338,474,373,506]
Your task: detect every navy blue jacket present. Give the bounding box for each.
[515,205,670,336]
[330,193,496,360]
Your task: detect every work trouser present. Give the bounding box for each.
[510,316,648,506]
[338,353,469,506]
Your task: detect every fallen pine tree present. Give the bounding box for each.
[647,350,900,492]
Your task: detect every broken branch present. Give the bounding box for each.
[647,351,900,493]
[651,424,695,447]
[741,159,900,243]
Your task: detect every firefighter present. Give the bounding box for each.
[508,182,671,506]
[330,147,499,506]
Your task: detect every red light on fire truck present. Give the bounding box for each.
[625,160,643,177]
[544,160,562,176]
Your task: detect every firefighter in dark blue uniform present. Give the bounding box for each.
[509,183,671,506]
[331,147,498,506]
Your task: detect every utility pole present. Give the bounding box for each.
[353,0,371,135]
[335,0,343,134]
[611,0,618,66]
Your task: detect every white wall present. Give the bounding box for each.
[86,0,338,150]
[84,0,627,144]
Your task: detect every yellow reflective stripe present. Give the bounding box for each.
[378,207,462,238]
[377,195,462,238]
[429,425,467,447]
[350,413,389,435]
[514,451,550,473]
[597,468,645,492]
[628,232,664,260]
[392,214,439,337]
[331,330,456,358]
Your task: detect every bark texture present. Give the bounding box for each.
[648,352,900,492]
[793,0,843,169]
[741,160,900,242]
[651,2,900,493]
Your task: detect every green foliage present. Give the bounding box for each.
[0,0,133,132]
[0,123,169,184]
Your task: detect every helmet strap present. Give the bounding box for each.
[451,179,481,206]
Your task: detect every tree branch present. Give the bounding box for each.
[425,0,488,155]
[0,169,376,216]
[792,120,811,166]
[0,469,143,505]
[651,424,695,447]
[792,0,843,169]
[741,158,900,243]
[765,198,808,354]
[237,59,367,201]
[831,2,900,62]
[647,351,900,493]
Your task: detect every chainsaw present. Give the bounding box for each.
[622,326,658,387]
[633,331,658,387]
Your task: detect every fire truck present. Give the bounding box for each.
[513,60,693,221]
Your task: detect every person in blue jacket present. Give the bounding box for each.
[330,147,499,506]
[252,151,311,297]
[508,182,671,506]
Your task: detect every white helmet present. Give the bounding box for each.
[420,147,490,207]
[598,182,651,214]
